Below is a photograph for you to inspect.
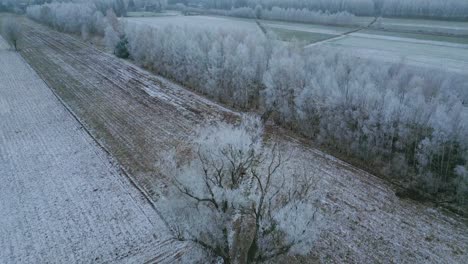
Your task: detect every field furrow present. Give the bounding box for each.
[0,35,183,263]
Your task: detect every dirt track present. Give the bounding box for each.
[16,18,468,263]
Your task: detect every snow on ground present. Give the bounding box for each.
[15,18,468,263]
[322,35,468,74]
[376,17,468,36]
[350,32,468,49]
[277,135,468,263]
[0,35,9,49]
[0,36,184,263]
[301,25,468,74]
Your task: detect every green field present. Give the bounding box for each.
[126,11,180,17]
[268,27,335,44]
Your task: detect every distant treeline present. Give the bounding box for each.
[170,0,468,19]
[171,5,363,27]
[0,0,20,12]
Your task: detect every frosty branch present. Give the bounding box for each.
[158,116,323,263]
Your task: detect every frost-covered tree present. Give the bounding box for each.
[104,9,122,51]
[124,22,271,109]
[263,46,306,124]
[254,4,262,18]
[113,0,126,16]
[1,17,21,51]
[127,0,136,11]
[381,0,468,19]
[93,0,127,17]
[158,116,323,263]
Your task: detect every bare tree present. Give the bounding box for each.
[1,17,21,51]
[158,115,323,263]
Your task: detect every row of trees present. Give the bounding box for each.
[261,7,357,26]
[206,6,360,26]
[175,0,468,19]
[27,3,129,57]
[129,0,168,11]
[376,0,468,19]
[264,49,468,199]
[0,0,11,11]
[124,21,272,109]
[197,0,375,16]
[27,2,106,36]
[27,2,468,204]
[0,0,28,13]
[123,21,468,204]
[26,0,171,19]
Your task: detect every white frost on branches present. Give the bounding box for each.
[158,115,323,263]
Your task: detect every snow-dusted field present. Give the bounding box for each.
[321,34,468,74]
[0,36,183,263]
[0,34,8,49]
[280,136,468,263]
[14,18,468,263]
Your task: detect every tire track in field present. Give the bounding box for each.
[305,16,378,48]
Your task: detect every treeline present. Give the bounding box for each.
[261,7,357,26]
[379,0,468,19]
[0,0,10,11]
[27,0,170,16]
[0,0,26,13]
[26,1,125,36]
[174,5,361,26]
[173,0,468,19]
[128,0,168,11]
[27,3,129,56]
[188,0,375,16]
[27,3,107,36]
[27,2,468,206]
